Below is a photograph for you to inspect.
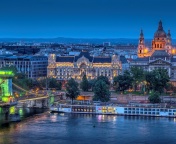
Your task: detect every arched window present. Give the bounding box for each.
[160,44,162,48]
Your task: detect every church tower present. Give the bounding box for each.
[138,29,146,57]
[152,20,167,51]
[166,29,172,53]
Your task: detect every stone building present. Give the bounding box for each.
[47,51,121,83]
[130,21,176,85]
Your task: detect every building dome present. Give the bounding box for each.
[154,20,167,38]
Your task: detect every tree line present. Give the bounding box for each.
[0,66,62,92]
[2,66,171,103]
[113,66,170,103]
[70,66,171,104]
[66,75,111,103]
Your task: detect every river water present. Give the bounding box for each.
[0,112,176,144]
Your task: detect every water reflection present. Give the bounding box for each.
[50,113,58,122]
[0,107,47,126]
[19,108,24,116]
[1,113,176,144]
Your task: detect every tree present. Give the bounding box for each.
[96,75,110,86]
[66,78,80,104]
[15,73,27,79]
[165,83,176,94]
[113,70,133,93]
[153,68,169,94]
[130,66,145,91]
[148,91,161,103]
[93,80,110,102]
[88,79,96,91]
[146,68,169,94]
[145,71,155,93]
[49,78,62,90]
[37,78,62,90]
[80,74,89,91]
[0,66,18,74]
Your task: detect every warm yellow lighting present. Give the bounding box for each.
[144,48,148,53]
[172,49,175,54]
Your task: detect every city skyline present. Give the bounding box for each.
[0,0,176,38]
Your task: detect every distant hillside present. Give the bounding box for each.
[0,37,176,45]
[0,38,138,44]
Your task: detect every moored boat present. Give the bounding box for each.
[50,103,176,118]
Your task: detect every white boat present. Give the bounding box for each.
[50,103,176,118]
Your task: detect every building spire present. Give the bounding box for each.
[167,29,172,45]
[158,20,163,31]
[139,29,144,45]
[167,29,171,37]
[140,29,144,38]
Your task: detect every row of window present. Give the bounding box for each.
[153,43,164,48]
[124,108,176,112]
[124,111,160,115]
[72,108,95,112]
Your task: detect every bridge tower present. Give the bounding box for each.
[0,71,14,103]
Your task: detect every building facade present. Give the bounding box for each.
[0,55,48,79]
[47,51,121,82]
[130,21,176,84]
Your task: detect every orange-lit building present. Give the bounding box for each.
[47,51,122,83]
[131,21,176,83]
[138,20,173,57]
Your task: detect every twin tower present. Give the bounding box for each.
[138,20,173,58]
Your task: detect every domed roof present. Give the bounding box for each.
[154,20,167,38]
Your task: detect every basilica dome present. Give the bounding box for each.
[154,20,167,38]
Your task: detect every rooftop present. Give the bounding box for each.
[151,50,170,57]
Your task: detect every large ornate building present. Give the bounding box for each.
[47,51,121,83]
[138,20,173,58]
[131,21,176,84]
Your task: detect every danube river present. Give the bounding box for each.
[0,112,176,144]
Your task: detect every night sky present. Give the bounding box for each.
[0,0,176,38]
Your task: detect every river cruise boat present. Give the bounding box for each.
[50,103,176,118]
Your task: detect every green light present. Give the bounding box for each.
[10,106,15,114]
[2,97,9,102]
[0,71,14,76]
[0,107,2,114]
[19,108,24,116]
[50,96,55,104]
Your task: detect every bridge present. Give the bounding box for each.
[0,70,16,107]
[0,70,63,114]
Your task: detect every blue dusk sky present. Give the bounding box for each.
[0,0,176,38]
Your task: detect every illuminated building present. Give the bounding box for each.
[0,55,48,78]
[47,51,121,83]
[131,21,176,84]
[138,20,173,57]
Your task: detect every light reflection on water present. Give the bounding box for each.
[0,107,46,125]
[1,113,176,144]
